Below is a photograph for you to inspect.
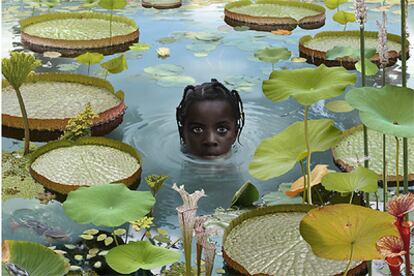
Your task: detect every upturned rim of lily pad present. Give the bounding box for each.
[63,183,155,227]
[263,64,356,106]
[345,85,414,138]
[105,241,180,274]
[300,204,399,261]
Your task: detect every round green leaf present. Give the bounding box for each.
[263,64,356,106]
[106,241,180,274]
[300,204,399,260]
[345,85,414,138]
[63,183,155,227]
[332,11,355,25]
[4,240,67,276]
[249,119,342,180]
[101,54,128,74]
[325,100,354,113]
[324,0,348,10]
[230,181,259,208]
[98,0,127,9]
[355,59,379,76]
[321,166,378,193]
[254,47,291,64]
[75,52,104,65]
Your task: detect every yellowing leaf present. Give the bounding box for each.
[285,164,329,197]
[101,54,128,74]
[97,234,107,241]
[104,237,114,246]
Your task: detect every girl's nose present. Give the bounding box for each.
[203,131,218,147]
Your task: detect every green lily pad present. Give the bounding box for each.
[157,36,177,44]
[345,85,414,138]
[324,0,348,9]
[129,43,151,52]
[231,181,259,208]
[186,42,219,57]
[224,75,260,92]
[325,100,354,113]
[56,63,80,72]
[249,119,342,180]
[300,204,399,260]
[98,0,127,10]
[3,240,67,276]
[101,54,127,74]
[263,64,356,106]
[333,10,355,24]
[143,64,195,87]
[75,52,104,65]
[321,166,378,193]
[254,47,291,64]
[193,32,223,41]
[355,58,379,76]
[106,241,180,274]
[63,183,155,227]
[326,46,378,60]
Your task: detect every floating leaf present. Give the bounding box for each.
[129,43,151,52]
[324,0,348,9]
[63,183,155,227]
[254,47,291,64]
[97,233,107,241]
[321,166,378,193]
[104,237,114,246]
[263,64,356,106]
[325,100,354,113]
[144,64,183,77]
[113,228,126,236]
[249,119,342,180]
[333,11,356,25]
[345,85,414,138]
[101,54,128,74]
[75,52,104,65]
[98,0,127,9]
[231,181,259,208]
[94,261,102,268]
[64,244,76,250]
[157,36,177,44]
[83,228,99,235]
[355,58,379,76]
[99,250,109,256]
[193,32,222,41]
[74,255,83,261]
[43,51,62,59]
[300,204,399,260]
[80,234,94,240]
[291,57,307,63]
[69,265,81,271]
[285,165,330,197]
[89,248,100,255]
[106,241,180,274]
[56,63,80,72]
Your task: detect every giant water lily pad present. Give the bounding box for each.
[263,64,356,106]
[321,166,378,193]
[345,85,414,138]
[63,183,155,227]
[249,119,341,180]
[2,73,125,141]
[106,241,179,273]
[224,0,326,31]
[223,204,366,275]
[29,137,142,194]
[142,0,182,9]
[300,204,399,260]
[299,31,408,69]
[2,240,67,276]
[20,12,139,56]
[332,125,414,182]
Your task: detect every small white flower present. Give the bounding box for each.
[156,47,170,58]
[376,12,388,66]
[354,0,367,24]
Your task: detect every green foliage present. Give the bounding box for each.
[326,46,376,60]
[332,11,355,25]
[321,166,378,193]
[254,47,291,64]
[101,55,128,74]
[231,181,259,208]
[324,0,347,9]
[145,175,168,196]
[63,183,155,227]
[106,241,180,274]
[325,100,354,113]
[60,103,98,141]
[98,0,127,9]
[355,58,379,76]
[75,52,104,65]
[2,52,41,90]
[249,119,342,180]
[129,43,151,52]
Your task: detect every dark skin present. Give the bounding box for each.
[182,100,238,159]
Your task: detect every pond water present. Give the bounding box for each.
[2,0,414,274]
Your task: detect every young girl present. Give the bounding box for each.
[176,79,245,159]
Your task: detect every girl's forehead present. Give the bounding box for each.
[186,100,237,121]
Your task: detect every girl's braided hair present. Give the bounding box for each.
[176,79,245,144]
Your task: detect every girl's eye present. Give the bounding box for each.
[192,127,203,134]
[217,127,228,134]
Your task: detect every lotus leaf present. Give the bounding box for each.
[101,54,127,74]
[325,100,354,113]
[2,240,67,276]
[300,204,399,260]
[355,58,379,76]
[98,0,127,9]
[324,0,348,9]
[321,166,378,193]
[63,183,155,227]
[106,241,180,274]
[263,64,356,106]
[333,11,355,25]
[249,119,342,180]
[75,52,104,65]
[326,46,377,60]
[129,43,151,51]
[231,181,259,207]
[345,85,414,138]
[254,47,291,64]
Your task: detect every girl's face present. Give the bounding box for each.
[182,99,238,159]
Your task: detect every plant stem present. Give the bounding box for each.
[15,87,30,155]
[383,134,388,211]
[304,105,312,205]
[112,228,119,246]
[110,9,113,45]
[401,0,408,193]
[125,224,130,243]
[300,160,307,204]
[343,243,354,276]
[349,191,354,204]
[395,137,400,196]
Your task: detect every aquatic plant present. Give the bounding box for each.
[75,52,104,75]
[172,184,205,276]
[145,175,168,196]
[157,47,170,58]
[324,0,355,30]
[285,164,329,197]
[1,52,41,155]
[254,47,291,70]
[230,181,259,208]
[101,54,128,78]
[129,43,151,52]
[300,204,398,276]
[60,103,98,141]
[98,0,127,43]
[376,236,405,276]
